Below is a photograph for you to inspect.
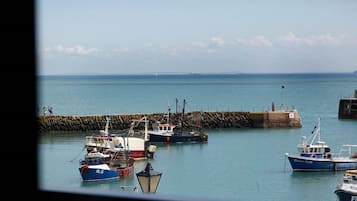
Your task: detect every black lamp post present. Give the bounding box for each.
[136,162,162,193]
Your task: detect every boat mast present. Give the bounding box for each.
[317,117,321,142]
[310,117,321,145]
[167,102,171,124]
[175,98,178,114]
[144,116,148,141]
[180,99,186,136]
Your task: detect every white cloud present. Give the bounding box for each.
[278,32,300,45]
[167,48,179,56]
[312,34,340,46]
[112,48,130,54]
[234,33,357,48]
[210,37,225,47]
[236,35,273,47]
[190,37,225,51]
[44,45,100,56]
[277,32,355,47]
[191,41,207,48]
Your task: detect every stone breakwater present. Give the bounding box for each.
[38,110,302,133]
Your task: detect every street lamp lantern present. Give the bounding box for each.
[136,162,162,193]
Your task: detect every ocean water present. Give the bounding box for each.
[38,73,357,201]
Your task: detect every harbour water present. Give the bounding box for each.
[38,73,357,201]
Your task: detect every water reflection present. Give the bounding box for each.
[80,174,138,192]
[39,132,90,144]
[81,179,119,190]
[289,171,342,181]
[287,171,342,201]
[154,142,208,151]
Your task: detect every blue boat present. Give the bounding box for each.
[79,164,119,182]
[285,118,357,171]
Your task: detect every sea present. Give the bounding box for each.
[38,73,357,201]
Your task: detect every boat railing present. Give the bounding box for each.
[336,144,357,158]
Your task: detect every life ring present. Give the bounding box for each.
[166,137,170,142]
[312,154,316,158]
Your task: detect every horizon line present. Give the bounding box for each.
[37,71,357,76]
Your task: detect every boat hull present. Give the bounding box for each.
[79,166,119,182]
[128,150,146,159]
[119,165,134,177]
[335,189,357,201]
[149,133,208,144]
[287,155,357,171]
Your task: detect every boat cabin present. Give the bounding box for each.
[150,122,176,136]
[343,170,357,184]
[297,136,331,158]
[80,151,111,165]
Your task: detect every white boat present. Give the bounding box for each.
[85,117,156,160]
[285,118,357,171]
[335,170,357,201]
[80,150,111,165]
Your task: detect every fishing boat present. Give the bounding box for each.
[105,148,134,178]
[80,150,111,165]
[335,170,357,201]
[79,164,119,182]
[84,117,157,160]
[80,146,134,181]
[148,101,208,144]
[285,118,357,171]
[148,122,208,143]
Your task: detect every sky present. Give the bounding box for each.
[37,0,357,75]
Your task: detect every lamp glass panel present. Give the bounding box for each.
[149,175,161,193]
[137,176,149,193]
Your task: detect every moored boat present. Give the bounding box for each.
[79,146,135,181]
[80,150,111,165]
[148,121,208,144]
[79,164,119,182]
[335,170,357,201]
[148,101,208,144]
[84,117,156,160]
[105,148,135,177]
[285,118,357,171]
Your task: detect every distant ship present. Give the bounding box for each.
[338,89,357,119]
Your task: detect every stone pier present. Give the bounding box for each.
[38,110,302,133]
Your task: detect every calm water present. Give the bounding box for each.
[38,73,357,201]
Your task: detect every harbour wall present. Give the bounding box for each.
[38,110,302,133]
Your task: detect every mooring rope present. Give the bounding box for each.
[69,146,86,162]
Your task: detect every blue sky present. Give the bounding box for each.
[37,0,357,75]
